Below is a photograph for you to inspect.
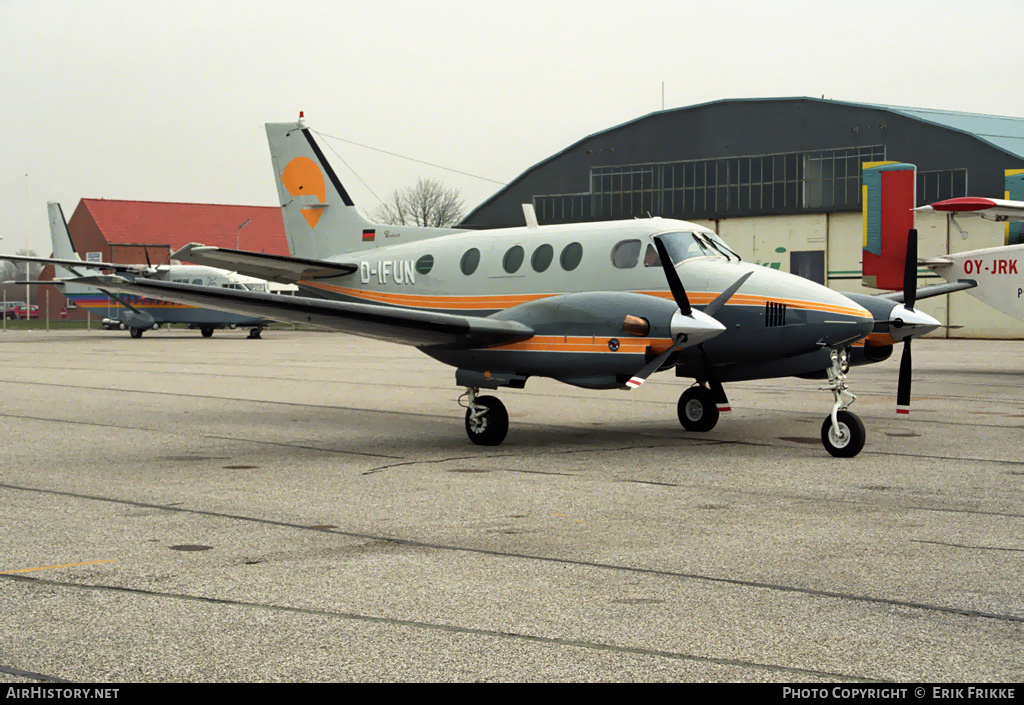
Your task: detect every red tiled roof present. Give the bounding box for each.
[80,199,288,255]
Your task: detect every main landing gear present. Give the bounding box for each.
[247,327,263,339]
[820,348,865,458]
[461,388,509,446]
[677,385,719,432]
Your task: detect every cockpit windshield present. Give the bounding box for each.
[656,231,723,265]
[702,232,741,261]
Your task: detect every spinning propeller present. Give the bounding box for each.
[625,236,751,390]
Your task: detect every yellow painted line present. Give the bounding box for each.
[0,559,114,575]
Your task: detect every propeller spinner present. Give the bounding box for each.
[625,237,750,389]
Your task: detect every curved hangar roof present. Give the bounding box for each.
[462,97,1024,229]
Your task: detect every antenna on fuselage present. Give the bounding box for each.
[522,203,539,229]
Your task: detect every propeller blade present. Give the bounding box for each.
[896,339,912,415]
[653,236,691,316]
[904,228,918,311]
[702,271,753,318]
[625,339,685,389]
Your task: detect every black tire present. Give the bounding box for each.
[821,410,866,458]
[201,327,214,338]
[677,386,719,432]
[248,328,262,339]
[129,327,143,339]
[464,395,509,446]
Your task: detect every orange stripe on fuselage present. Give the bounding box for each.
[489,336,674,354]
[300,282,870,319]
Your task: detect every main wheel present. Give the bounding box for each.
[677,386,719,432]
[129,327,143,339]
[201,327,214,338]
[248,328,262,339]
[821,410,866,458]
[465,395,509,446]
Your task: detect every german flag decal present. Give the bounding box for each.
[362,229,376,241]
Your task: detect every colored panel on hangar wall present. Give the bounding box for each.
[862,162,915,289]
[1006,169,1024,245]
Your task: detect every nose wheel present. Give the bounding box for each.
[462,388,509,446]
[821,348,865,457]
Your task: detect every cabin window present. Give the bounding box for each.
[531,244,553,272]
[461,248,480,275]
[503,245,524,274]
[611,239,642,269]
[560,242,583,271]
[191,279,203,285]
[415,255,434,275]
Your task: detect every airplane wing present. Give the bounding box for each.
[0,253,149,274]
[915,197,1024,221]
[2,279,67,286]
[878,279,976,303]
[171,243,357,284]
[75,274,534,347]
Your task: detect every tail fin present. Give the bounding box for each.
[47,202,81,279]
[265,119,460,260]
[862,162,916,290]
[1006,169,1024,245]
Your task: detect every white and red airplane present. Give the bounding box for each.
[914,196,1024,322]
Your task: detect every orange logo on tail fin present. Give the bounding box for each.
[281,157,326,228]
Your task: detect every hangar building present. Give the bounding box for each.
[461,97,1024,338]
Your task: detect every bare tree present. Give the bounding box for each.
[11,249,42,282]
[373,177,464,227]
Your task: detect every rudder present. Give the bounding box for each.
[862,162,916,290]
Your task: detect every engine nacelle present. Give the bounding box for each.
[860,343,893,363]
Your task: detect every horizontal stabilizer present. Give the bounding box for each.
[880,279,977,303]
[171,243,357,283]
[915,197,1024,220]
[75,275,534,348]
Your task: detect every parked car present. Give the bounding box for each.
[2,302,26,319]
[12,305,39,320]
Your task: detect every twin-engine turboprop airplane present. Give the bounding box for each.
[1,203,273,338]
[74,118,947,458]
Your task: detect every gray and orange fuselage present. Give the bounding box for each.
[292,219,874,389]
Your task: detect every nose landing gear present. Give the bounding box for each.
[461,388,509,446]
[821,348,865,457]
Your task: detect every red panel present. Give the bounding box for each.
[875,170,915,290]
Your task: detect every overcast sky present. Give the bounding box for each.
[2,0,1023,255]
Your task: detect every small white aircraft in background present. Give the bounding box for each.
[913,197,1024,323]
[0,203,274,338]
